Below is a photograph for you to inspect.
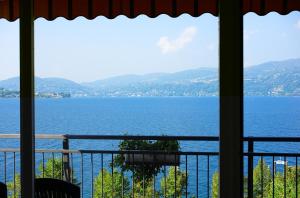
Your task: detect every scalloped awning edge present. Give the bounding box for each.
[0,0,299,21]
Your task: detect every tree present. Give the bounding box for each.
[267,166,300,198]
[7,174,21,198]
[131,178,160,198]
[38,157,63,179]
[211,159,272,198]
[253,159,272,198]
[211,159,300,198]
[93,168,130,198]
[211,172,218,198]
[113,139,185,197]
[114,139,180,183]
[160,166,187,197]
[93,166,187,198]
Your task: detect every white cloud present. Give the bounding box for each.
[157,26,197,54]
[296,19,300,30]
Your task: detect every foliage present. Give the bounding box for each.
[93,168,130,198]
[211,172,219,198]
[37,157,63,179]
[114,139,180,182]
[7,174,21,198]
[131,178,159,198]
[160,166,187,197]
[253,159,272,198]
[93,166,187,198]
[211,159,300,198]
[267,166,300,198]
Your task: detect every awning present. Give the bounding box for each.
[0,0,300,21]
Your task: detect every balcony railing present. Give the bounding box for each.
[0,134,299,198]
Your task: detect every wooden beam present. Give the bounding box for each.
[20,0,35,197]
[219,0,244,197]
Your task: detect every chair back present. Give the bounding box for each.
[0,182,7,198]
[35,178,80,198]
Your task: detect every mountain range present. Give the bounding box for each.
[0,58,299,97]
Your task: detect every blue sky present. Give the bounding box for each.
[0,12,300,82]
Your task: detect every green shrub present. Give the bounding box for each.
[211,159,300,198]
[114,139,180,183]
[160,166,187,197]
[93,168,130,198]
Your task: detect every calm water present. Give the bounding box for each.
[0,97,299,197]
[0,97,299,136]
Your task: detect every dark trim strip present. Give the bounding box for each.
[108,0,113,18]
[151,0,156,17]
[194,0,199,16]
[88,0,93,19]
[68,0,73,19]
[216,0,219,15]
[260,0,266,15]
[245,153,300,157]
[48,0,53,20]
[283,0,288,15]
[172,0,177,17]
[130,0,134,18]
[9,0,13,21]
[244,136,300,142]
[1,0,300,21]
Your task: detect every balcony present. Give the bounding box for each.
[1,0,299,197]
[0,134,299,197]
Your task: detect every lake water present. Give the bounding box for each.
[1,96,299,136]
[0,97,299,197]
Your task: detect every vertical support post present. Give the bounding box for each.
[248,139,254,198]
[219,0,244,197]
[20,0,35,197]
[63,136,71,182]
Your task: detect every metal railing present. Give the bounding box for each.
[0,134,299,197]
[245,137,300,198]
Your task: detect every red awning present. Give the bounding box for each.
[0,0,300,21]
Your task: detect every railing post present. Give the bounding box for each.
[248,139,254,198]
[63,136,71,182]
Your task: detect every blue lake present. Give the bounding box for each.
[0,97,299,136]
[0,97,299,197]
[0,97,299,150]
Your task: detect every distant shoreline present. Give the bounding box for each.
[0,95,299,99]
[1,59,299,97]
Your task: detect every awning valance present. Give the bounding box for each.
[0,0,300,21]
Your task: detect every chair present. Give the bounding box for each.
[0,182,7,198]
[35,178,80,198]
